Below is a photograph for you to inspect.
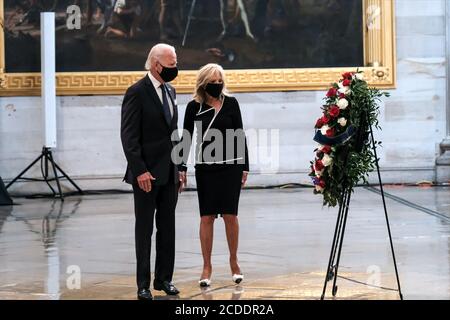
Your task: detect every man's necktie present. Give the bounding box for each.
[160,84,172,126]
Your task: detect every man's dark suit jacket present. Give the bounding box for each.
[121,75,180,186]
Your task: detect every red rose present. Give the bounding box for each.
[339,93,346,99]
[342,72,353,79]
[318,179,326,188]
[326,88,337,97]
[315,118,324,128]
[328,105,340,118]
[321,145,332,154]
[321,115,330,124]
[315,160,325,171]
[326,128,335,137]
[342,79,351,86]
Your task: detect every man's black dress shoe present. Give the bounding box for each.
[153,281,180,295]
[137,288,153,300]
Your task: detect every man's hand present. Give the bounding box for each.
[178,171,187,193]
[137,172,156,193]
[242,171,248,187]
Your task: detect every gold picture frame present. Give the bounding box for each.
[0,0,395,96]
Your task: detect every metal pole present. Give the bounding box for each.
[6,155,43,189]
[330,189,348,272]
[52,161,83,194]
[369,123,403,300]
[47,149,64,201]
[321,187,347,300]
[330,188,352,297]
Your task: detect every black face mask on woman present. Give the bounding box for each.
[158,63,178,82]
[205,83,224,98]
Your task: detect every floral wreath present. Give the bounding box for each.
[309,71,389,207]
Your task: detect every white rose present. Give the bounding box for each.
[320,125,329,136]
[341,88,351,95]
[337,98,349,110]
[338,82,351,95]
[315,185,324,193]
[338,117,347,126]
[356,73,364,80]
[322,154,333,167]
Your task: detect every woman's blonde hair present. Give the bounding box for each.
[193,63,229,103]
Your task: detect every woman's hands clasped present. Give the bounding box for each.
[242,171,248,187]
[179,171,187,193]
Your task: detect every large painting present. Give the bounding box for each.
[0,0,396,95]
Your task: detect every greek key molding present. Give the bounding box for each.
[0,0,396,96]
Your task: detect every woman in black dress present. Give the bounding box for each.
[179,63,249,287]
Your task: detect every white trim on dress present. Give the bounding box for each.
[196,96,227,164]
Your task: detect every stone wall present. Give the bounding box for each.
[0,0,447,194]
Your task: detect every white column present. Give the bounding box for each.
[447,1,450,139]
[436,0,450,183]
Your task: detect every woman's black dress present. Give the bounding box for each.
[180,95,249,217]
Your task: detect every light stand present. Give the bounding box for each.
[6,147,83,201]
[5,13,82,201]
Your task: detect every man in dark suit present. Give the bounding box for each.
[121,43,186,300]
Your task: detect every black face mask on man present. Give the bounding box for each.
[205,83,224,98]
[158,62,178,82]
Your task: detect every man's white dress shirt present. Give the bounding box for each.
[147,72,174,117]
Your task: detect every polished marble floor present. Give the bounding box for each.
[0,186,449,300]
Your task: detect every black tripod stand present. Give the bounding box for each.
[6,147,83,201]
[320,123,403,300]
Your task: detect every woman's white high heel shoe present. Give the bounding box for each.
[232,274,244,284]
[199,279,211,287]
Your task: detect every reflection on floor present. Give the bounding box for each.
[0,186,449,300]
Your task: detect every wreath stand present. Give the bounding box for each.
[319,120,403,300]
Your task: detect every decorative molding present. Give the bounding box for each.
[0,0,396,96]
[0,68,5,89]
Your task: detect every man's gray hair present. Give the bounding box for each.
[144,43,176,70]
